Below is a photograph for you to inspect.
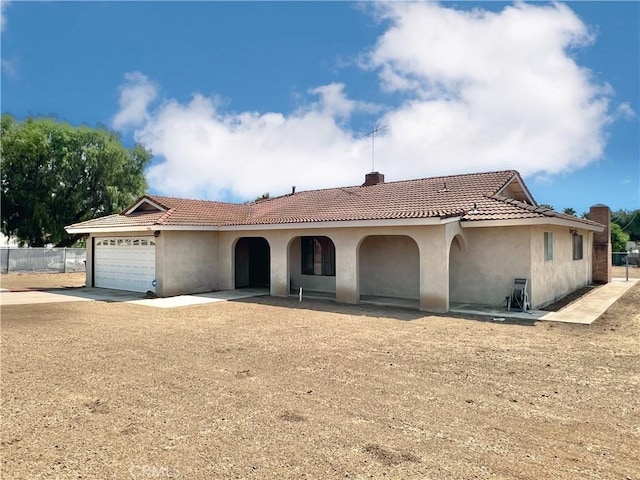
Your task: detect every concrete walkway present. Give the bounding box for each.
[449,278,638,325]
[539,278,638,325]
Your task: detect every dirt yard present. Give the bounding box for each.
[1,274,639,479]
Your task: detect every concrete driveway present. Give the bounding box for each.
[0,287,269,308]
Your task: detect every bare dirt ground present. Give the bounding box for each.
[0,272,87,290]
[1,273,639,480]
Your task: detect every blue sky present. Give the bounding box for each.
[1,1,638,214]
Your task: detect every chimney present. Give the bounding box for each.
[590,204,611,284]
[363,171,385,186]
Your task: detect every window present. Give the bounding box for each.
[301,236,335,276]
[544,232,553,261]
[572,234,584,260]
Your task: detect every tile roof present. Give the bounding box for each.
[66,170,601,230]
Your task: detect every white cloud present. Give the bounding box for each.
[117,2,620,201]
[1,58,16,78]
[306,83,380,121]
[138,90,369,199]
[111,72,158,131]
[614,102,635,121]
[366,1,607,177]
[1,0,9,31]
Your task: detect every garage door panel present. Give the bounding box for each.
[94,237,156,293]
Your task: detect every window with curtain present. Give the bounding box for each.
[301,236,335,276]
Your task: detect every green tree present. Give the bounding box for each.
[611,223,629,253]
[563,207,577,216]
[539,203,554,210]
[612,209,640,241]
[254,193,270,202]
[1,115,151,246]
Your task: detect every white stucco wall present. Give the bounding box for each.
[359,235,419,299]
[450,227,532,306]
[156,231,218,297]
[529,225,592,307]
[451,225,594,308]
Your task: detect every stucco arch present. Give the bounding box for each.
[288,234,337,296]
[233,236,271,288]
[448,233,467,304]
[358,234,420,301]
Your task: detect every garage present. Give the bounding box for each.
[93,237,156,293]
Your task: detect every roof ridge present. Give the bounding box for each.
[250,169,518,205]
[148,194,238,206]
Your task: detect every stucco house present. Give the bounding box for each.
[65,170,607,312]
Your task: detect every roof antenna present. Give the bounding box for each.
[363,122,388,172]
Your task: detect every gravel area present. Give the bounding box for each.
[1,273,639,479]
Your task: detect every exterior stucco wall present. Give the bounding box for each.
[450,227,532,306]
[156,231,218,297]
[86,235,94,288]
[529,225,593,307]
[289,236,336,294]
[451,225,593,308]
[359,235,419,299]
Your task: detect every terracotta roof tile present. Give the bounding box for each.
[66,170,601,230]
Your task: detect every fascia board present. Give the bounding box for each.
[461,217,604,232]
[66,216,461,234]
[65,225,165,234]
[216,217,460,231]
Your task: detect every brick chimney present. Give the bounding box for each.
[590,204,611,284]
[363,172,385,186]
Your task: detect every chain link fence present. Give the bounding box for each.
[0,248,86,274]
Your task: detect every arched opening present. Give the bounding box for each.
[288,235,336,297]
[358,235,419,304]
[448,234,466,305]
[234,237,270,288]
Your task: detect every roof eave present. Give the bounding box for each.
[66,216,462,233]
[461,217,604,231]
[65,224,166,234]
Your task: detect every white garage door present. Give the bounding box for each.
[94,237,156,293]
